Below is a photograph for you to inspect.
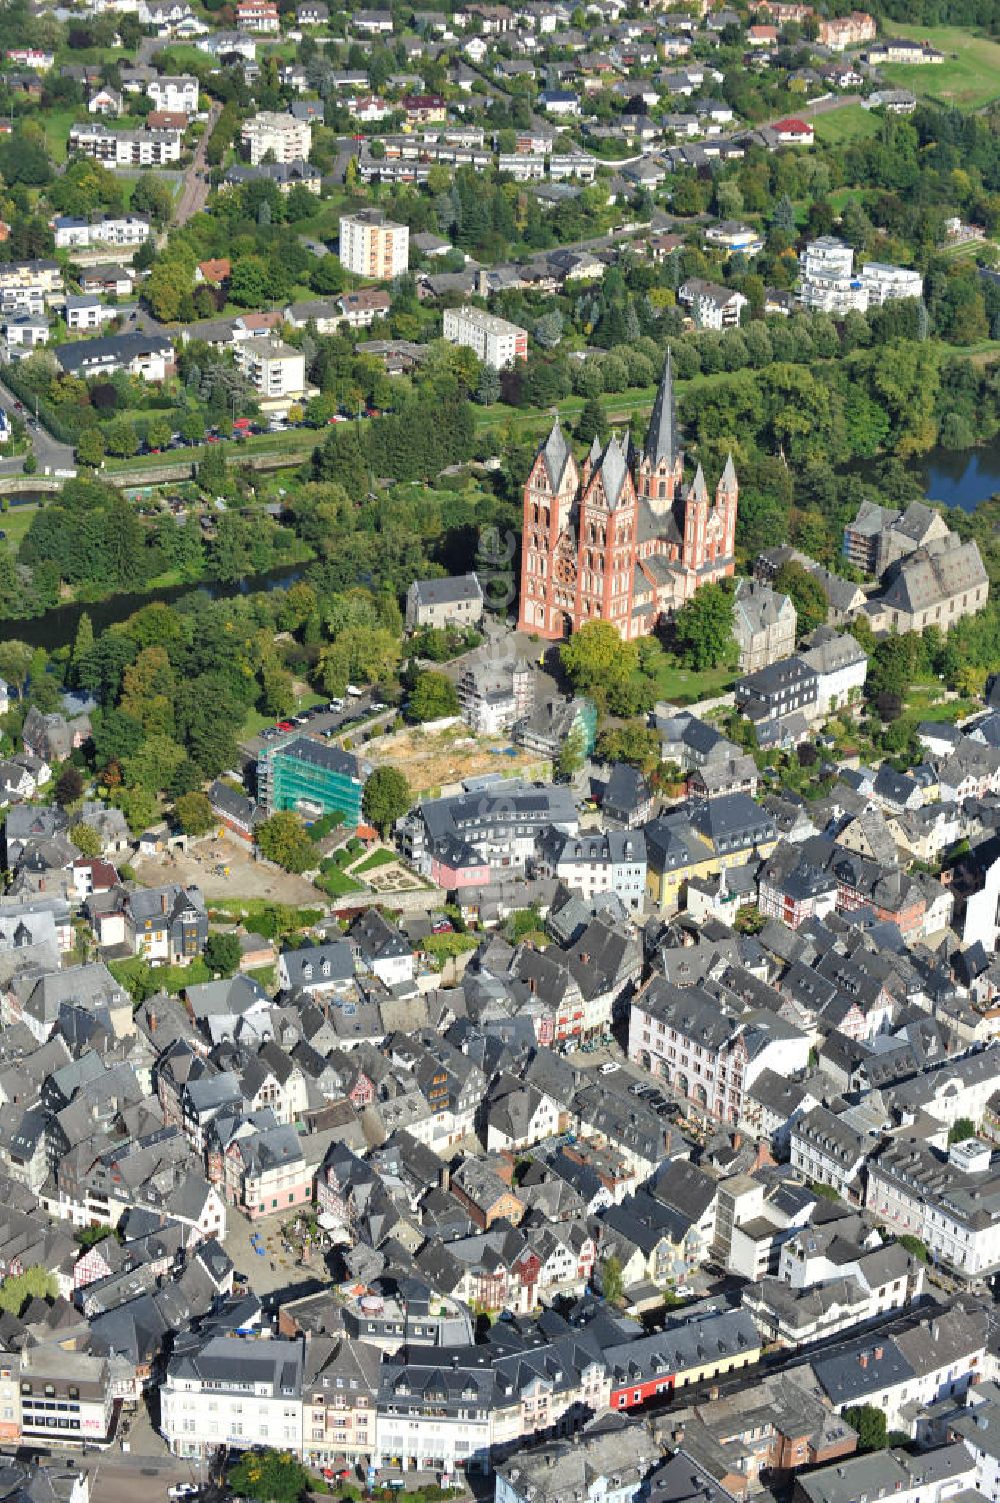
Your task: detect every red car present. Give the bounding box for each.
[276,720,294,731]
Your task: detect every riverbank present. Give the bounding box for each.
[0,561,311,651]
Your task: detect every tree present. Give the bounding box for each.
[104,418,139,459]
[69,821,103,859]
[672,584,737,671]
[407,670,459,723]
[576,394,607,448]
[256,810,315,873]
[774,561,828,640]
[76,427,106,468]
[868,633,917,703]
[0,1267,57,1316]
[476,365,501,406]
[55,764,84,805]
[75,1223,116,1251]
[844,1405,888,1454]
[896,1233,929,1263]
[0,640,34,698]
[204,931,242,976]
[362,766,412,836]
[948,1118,976,1145]
[560,621,639,705]
[197,443,227,494]
[600,1255,624,1304]
[227,1450,310,1503]
[555,723,586,781]
[174,791,215,836]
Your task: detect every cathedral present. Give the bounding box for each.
[516,353,738,641]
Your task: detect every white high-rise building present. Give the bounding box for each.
[338,210,409,279]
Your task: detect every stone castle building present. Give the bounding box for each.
[517,353,738,641]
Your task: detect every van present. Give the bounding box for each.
[346,685,363,698]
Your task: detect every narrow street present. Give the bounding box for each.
[0,373,76,474]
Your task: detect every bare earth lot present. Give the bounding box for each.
[374,723,545,797]
[133,836,323,906]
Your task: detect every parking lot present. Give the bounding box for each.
[240,692,395,759]
[570,1040,697,1129]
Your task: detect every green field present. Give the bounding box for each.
[810,105,881,146]
[0,502,39,556]
[880,24,1000,109]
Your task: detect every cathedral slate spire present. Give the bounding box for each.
[644,348,679,469]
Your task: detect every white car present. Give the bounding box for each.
[168,1486,199,1500]
[599,1061,619,1075]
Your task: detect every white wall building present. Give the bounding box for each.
[339,210,409,279]
[799,237,923,314]
[442,306,528,370]
[234,337,306,408]
[161,1336,303,1458]
[241,111,312,165]
[147,74,199,112]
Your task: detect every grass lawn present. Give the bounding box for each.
[810,104,881,146]
[110,955,213,996]
[206,897,324,927]
[317,863,364,898]
[0,502,38,556]
[644,659,736,707]
[41,105,80,164]
[352,847,397,875]
[880,24,1000,109]
[102,426,319,474]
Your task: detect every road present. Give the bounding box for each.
[173,102,221,227]
[0,373,76,474]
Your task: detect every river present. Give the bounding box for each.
[6,563,307,652]
[7,435,1000,653]
[914,434,1000,513]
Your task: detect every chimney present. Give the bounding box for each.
[858,1354,868,1368]
[440,1164,451,1191]
[161,891,168,913]
[732,1131,742,1151]
[673,1427,685,1446]
[149,1009,157,1034]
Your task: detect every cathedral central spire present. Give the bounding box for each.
[644,348,679,469]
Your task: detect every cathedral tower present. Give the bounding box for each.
[517,418,580,637]
[637,349,684,515]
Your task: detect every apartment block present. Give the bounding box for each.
[241,111,312,165]
[442,306,528,369]
[339,210,409,279]
[234,336,306,407]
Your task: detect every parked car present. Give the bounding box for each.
[168,1486,200,1500]
[276,720,294,731]
[599,1062,619,1075]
